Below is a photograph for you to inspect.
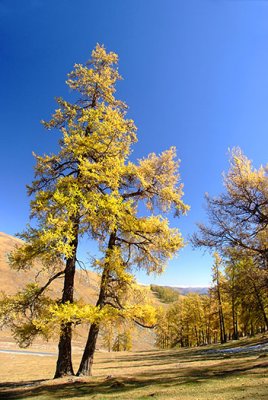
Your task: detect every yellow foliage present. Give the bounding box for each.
[7,44,189,351]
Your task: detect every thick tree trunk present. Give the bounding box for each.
[76,265,108,376]
[76,323,99,376]
[54,222,79,378]
[54,323,74,378]
[77,232,116,376]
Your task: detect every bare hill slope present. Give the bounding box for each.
[0,232,156,351]
[0,232,100,301]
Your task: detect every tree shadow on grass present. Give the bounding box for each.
[96,346,267,371]
[1,357,267,399]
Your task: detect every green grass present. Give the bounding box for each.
[0,335,267,399]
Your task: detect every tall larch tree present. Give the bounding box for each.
[8,45,137,378]
[77,147,188,376]
[6,44,189,379]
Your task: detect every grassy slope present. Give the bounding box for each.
[0,334,267,399]
[0,232,156,352]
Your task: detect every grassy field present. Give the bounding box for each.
[0,335,267,400]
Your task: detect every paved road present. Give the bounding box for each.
[0,349,56,356]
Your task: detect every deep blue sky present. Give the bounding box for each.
[1,0,268,287]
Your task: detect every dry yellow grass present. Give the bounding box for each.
[1,232,267,399]
[0,336,267,400]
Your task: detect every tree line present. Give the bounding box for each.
[156,148,268,348]
[155,254,267,349]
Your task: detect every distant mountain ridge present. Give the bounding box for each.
[149,284,209,304]
[150,284,209,297]
[168,286,209,295]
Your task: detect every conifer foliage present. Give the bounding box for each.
[155,150,268,350]
[2,45,188,377]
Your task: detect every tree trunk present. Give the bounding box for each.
[54,323,74,378]
[251,279,268,329]
[76,323,99,376]
[219,306,227,344]
[76,266,108,376]
[231,302,239,340]
[77,232,116,376]
[54,222,79,378]
[230,263,239,340]
[214,265,227,344]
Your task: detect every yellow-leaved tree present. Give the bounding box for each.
[4,44,188,378]
[8,44,137,378]
[192,148,268,337]
[192,148,268,269]
[77,145,188,376]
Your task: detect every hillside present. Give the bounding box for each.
[0,232,156,351]
[0,232,100,302]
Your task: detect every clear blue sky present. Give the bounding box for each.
[1,0,268,287]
